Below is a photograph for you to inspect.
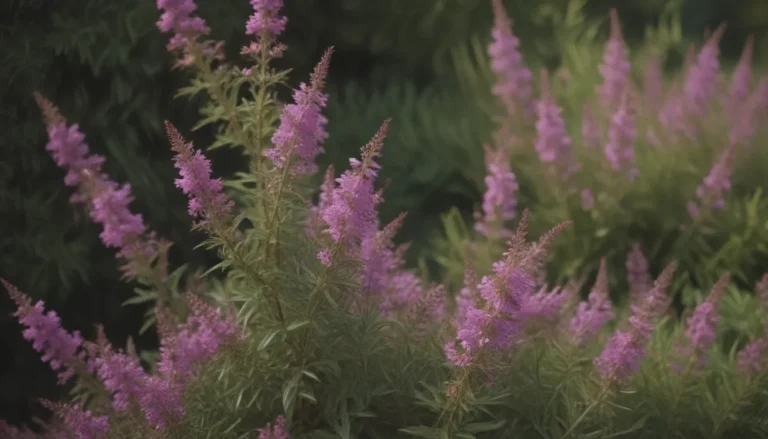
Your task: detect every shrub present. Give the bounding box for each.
[2,1,768,438]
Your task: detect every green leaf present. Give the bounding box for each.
[399,426,443,439]
[462,420,506,434]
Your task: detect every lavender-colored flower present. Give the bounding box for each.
[166,121,234,226]
[535,69,575,176]
[680,272,729,364]
[726,36,754,117]
[594,262,677,383]
[604,91,638,179]
[626,243,650,301]
[738,337,767,376]
[246,0,287,37]
[659,81,696,141]
[475,145,518,237]
[41,401,109,439]
[89,181,147,256]
[320,120,389,258]
[488,0,534,119]
[683,24,726,117]
[90,327,148,412]
[4,279,82,384]
[156,0,210,53]
[521,285,570,323]
[45,124,106,189]
[643,53,663,111]
[598,9,631,109]
[259,415,288,439]
[689,143,736,217]
[569,258,614,345]
[445,219,568,366]
[455,259,480,325]
[581,103,600,149]
[139,376,185,430]
[266,49,332,175]
[157,294,239,380]
[307,165,336,237]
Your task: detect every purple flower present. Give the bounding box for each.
[319,120,389,259]
[258,415,288,439]
[246,0,287,37]
[89,181,147,256]
[520,285,570,323]
[659,81,696,141]
[45,124,106,189]
[726,36,754,117]
[598,9,631,109]
[156,0,210,53]
[4,279,82,384]
[683,25,725,117]
[139,376,185,430]
[42,401,109,439]
[265,49,332,175]
[594,262,677,383]
[157,294,239,380]
[166,121,234,226]
[689,143,736,217]
[307,165,336,237]
[89,326,148,412]
[535,69,575,177]
[488,0,534,119]
[475,145,518,237]
[604,91,638,179]
[569,258,614,345]
[626,243,650,302]
[678,272,730,367]
[738,337,767,376]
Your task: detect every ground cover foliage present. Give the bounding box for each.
[2,0,768,438]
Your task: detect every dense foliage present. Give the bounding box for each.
[3,0,768,438]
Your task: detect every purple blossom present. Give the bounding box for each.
[166,121,234,226]
[4,279,82,384]
[89,181,147,256]
[265,49,332,175]
[688,143,736,217]
[598,9,631,109]
[139,376,185,430]
[678,273,730,366]
[42,401,109,439]
[156,0,210,53]
[157,294,239,380]
[307,165,336,237]
[569,258,614,345]
[594,262,677,383]
[246,0,287,37]
[488,0,534,119]
[659,81,696,141]
[319,120,389,259]
[258,415,288,439]
[445,220,564,367]
[520,285,570,323]
[738,337,767,376]
[535,70,575,176]
[475,145,518,237]
[45,124,106,189]
[626,243,650,302]
[90,327,148,412]
[604,91,638,179]
[683,25,726,117]
[726,36,754,117]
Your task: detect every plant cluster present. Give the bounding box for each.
[2,1,768,439]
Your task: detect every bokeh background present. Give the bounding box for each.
[1,0,766,429]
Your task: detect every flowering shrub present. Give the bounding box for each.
[3,1,768,438]
[432,2,768,308]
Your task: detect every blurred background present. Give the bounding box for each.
[1,0,766,429]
